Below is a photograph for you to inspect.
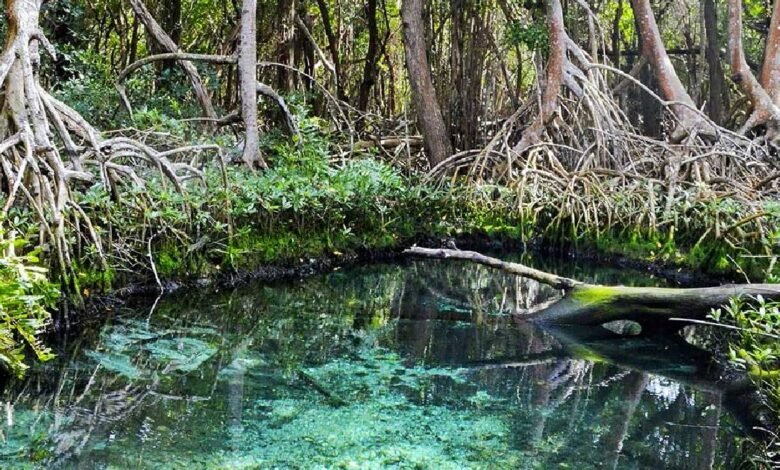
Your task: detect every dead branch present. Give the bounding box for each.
[404,247,581,290]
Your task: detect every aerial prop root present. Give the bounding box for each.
[0,22,213,296]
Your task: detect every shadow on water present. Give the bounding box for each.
[0,254,768,469]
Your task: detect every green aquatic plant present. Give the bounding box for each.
[85,319,219,380]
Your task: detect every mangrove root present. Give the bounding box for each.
[0,0,214,295]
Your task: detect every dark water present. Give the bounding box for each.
[0,255,753,469]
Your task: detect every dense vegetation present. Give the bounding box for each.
[1,0,780,464]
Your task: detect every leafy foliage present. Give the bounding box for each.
[710,296,780,409]
[710,296,780,467]
[10,110,517,287]
[504,21,549,52]
[0,235,57,377]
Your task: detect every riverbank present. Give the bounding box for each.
[7,148,777,341]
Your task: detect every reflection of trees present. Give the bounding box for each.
[488,325,764,468]
[0,259,764,468]
[601,371,650,469]
[392,259,763,468]
[1,322,226,466]
[2,264,408,465]
[399,258,559,321]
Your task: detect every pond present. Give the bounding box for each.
[0,253,756,469]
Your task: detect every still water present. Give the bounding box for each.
[0,255,753,468]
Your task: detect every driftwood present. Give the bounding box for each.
[405,247,780,330]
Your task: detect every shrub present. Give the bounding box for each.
[0,234,57,377]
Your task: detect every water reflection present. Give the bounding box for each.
[0,256,759,468]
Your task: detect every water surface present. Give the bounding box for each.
[0,255,750,468]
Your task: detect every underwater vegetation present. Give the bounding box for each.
[0,258,754,468]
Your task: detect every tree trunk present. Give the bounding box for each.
[760,0,780,105]
[276,0,296,92]
[357,0,379,113]
[238,0,266,168]
[314,0,345,101]
[611,0,624,68]
[639,62,663,137]
[631,0,715,140]
[512,0,566,154]
[401,0,453,167]
[448,1,489,151]
[128,0,216,124]
[405,247,780,331]
[297,8,316,90]
[704,0,728,124]
[155,0,182,73]
[530,282,780,329]
[128,14,140,68]
[727,0,780,138]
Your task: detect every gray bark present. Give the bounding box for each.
[238,0,266,168]
[401,0,453,166]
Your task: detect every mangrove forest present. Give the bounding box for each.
[0,0,780,467]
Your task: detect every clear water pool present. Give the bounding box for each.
[0,255,752,468]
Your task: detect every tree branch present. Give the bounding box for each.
[403,247,582,290]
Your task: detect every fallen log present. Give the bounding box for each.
[404,247,780,330]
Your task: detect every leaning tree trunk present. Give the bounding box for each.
[631,0,715,140]
[405,247,780,331]
[401,0,454,167]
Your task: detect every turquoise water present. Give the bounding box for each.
[0,255,752,468]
